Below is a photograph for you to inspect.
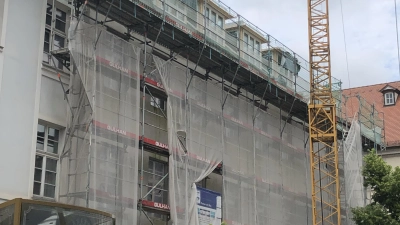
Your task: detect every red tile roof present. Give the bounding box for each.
[342,81,400,147]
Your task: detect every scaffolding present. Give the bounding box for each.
[59,21,140,224]
[334,86,385,224]
[59,18,312,225]
[52,0,386,225]
[335,90,385,152]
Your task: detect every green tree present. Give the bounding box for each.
[351,150,400,225]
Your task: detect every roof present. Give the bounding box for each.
[379,84,400,93]
[342,81,400,147]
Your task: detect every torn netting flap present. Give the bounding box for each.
[344,118,364,225]
[187,75,224,225]
[61,19,140,225]
[153,56,223,225]
[59,18,96,209]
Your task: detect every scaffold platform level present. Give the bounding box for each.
[79,0,309,121]
[62,0,386,151]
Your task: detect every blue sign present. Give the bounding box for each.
[197,187,220,210]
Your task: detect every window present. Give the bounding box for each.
[250,37,254,52]
[150,96,165,110]
[225,125,236,139]
[244,33,248,50]
[255,41,260,52]
[112,38,124,65]
[182,0,197,9]
[217,16,223,27]
[146,159,168,220]
[46,4,52,26]
[44,30,50,58]
[55,8,67,32]
[205,8,210,26]
[97,143,119,196]
[146,159,167,203]
[43,3,68,69]
[191,109,204,125]
[103,75,120,93]
[211,11,216,24]
[385,92,395,105]
[34,124,60,198]
[228,30,237,38]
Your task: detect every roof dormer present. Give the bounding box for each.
[379,84,400,106]
[199,0,234,29]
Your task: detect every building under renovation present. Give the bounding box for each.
[0,0,386,225]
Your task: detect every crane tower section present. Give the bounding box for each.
[307,0,341,225]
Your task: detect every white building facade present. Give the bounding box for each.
[0,0,70,203]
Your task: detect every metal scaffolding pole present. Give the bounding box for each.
[186,0,208,91]
[138,23,148,225]
[222,15,241,109]
[185,51,190,225]
[380,112,386,151]
[59,2,96,206]
[303,121,310,225]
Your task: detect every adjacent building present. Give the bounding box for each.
[342,82,400,163]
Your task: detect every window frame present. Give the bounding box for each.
[255,41,260,52]
[146,158,168,203]
[217,15,223,28]
[244,33,249,51]
[96,142,120,196]
[34,123,61,199]
[250,37,254,52]
[210,11,217,24]
[43,2,70,70]
[143,157,169,220]
[228,30,237,38]
[384,92,395,106]
[150,96,166,110]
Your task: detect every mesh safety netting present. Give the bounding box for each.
[223,95,310,225]
[153,55,310,225]
[154,56,224,225]
[61,19,315,225]
[343,118,365,225]
[59,19,140,225]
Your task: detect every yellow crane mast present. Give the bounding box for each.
[307,0,341,225]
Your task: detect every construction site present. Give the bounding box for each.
[42,0,386,224]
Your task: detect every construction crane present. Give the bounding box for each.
[307,0,341,225]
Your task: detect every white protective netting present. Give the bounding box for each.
[223,95,310,225]
[59,20,140,225]
[154,57,223,225]
[223,95,256,225]
[154,54,310,225]
[343,118,365,224]
[60,20,312,225]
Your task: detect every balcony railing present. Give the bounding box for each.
[135,0,311,101]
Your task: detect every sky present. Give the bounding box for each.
[221,0,400,89]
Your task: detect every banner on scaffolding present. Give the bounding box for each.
[196,187,222,225]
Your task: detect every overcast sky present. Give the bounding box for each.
[221,0,400,89]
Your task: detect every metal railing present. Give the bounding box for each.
[135,0,311,101]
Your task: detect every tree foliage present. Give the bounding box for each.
[351,150,400,225]
[352,204,399,225]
